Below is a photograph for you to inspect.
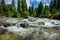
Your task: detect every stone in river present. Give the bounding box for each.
[0,27,7,34]
[20,23,29,28]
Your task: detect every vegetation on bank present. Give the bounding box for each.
[0,31,44,40]
[0,0,60,19]
[0,32,25,40]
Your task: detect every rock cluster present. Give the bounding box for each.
[0,21,11,27]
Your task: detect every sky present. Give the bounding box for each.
[5,0,51,8]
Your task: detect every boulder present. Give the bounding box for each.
[20,23,29,28]
[51,21,60,25]
[3,22,11,27]
[0,28,7,34]
[0,21,16,27]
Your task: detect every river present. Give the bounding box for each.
[0,17,60,40]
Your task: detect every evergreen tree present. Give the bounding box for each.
[50,0,57,13]
[57,0,60,10]
[53,0,57,8]
[24,0,27,10]
[31,3,34,16]
[11,0,16,10]
[0,0,2,13]
[29,6,32,16]
[50,0,58,18]
[17,0,21,13]
[50,0,53,13]
[36,1,43,17]
[29,4,34,16]
[44,5,51,17]
[21,0,27,11]
[0,5,1,13]
[1,0,6,12]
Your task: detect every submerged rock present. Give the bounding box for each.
[37,22,45,25]
[28,18,37,22]
[51,22,60,25]
[28,19,36,22]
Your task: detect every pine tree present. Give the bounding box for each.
[12,0,16,10]
[0,0,2,13]
[44,5,51,17]
[57,0,60,10]
[53,0,57,8]
[24,0,27,10]
[0,5,1,13]
[36,1,43,17]
[29,4,34,16]
[1,0,6,12]
[29,6,32,16]
[50,0,57,14]
[17,0,21,13]
[50,0,58,18]
[50,0,53,13]
[21,0,27,11]
[31,3,34,16]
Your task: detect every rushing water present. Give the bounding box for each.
[1,17,60,40]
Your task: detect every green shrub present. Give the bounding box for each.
[6,11,14,17]
[22,11,29,18]
[13,11,21,18]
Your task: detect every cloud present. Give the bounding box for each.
[26,0,31,9]
[5,0,12,4]
[5,0,50,8]
[46,3,50,6]
[36,0,41,2]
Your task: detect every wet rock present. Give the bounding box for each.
[20,23,29,28]
[0,27,7,34]
[0,21,16,27]
[0,21,11,27]
[51,22,60,25]
[3,22,11,27]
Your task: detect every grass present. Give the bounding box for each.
[0,32,24,40]
[0,31,44,40]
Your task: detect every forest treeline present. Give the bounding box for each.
[0,0,60,19]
